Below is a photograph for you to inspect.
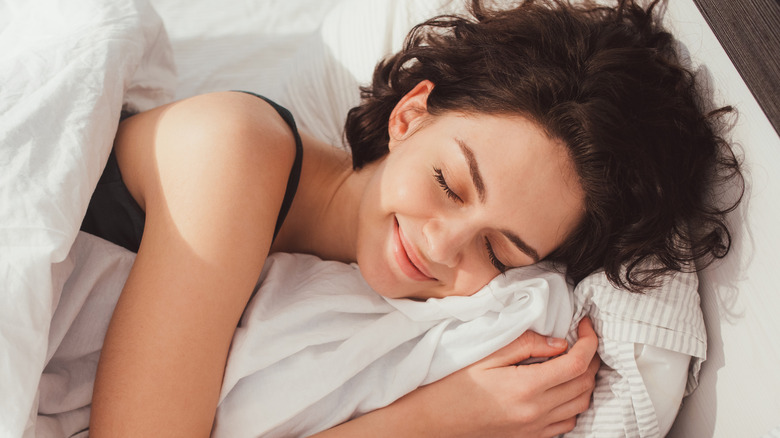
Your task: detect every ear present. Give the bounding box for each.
[387,80,434,148]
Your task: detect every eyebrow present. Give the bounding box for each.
[456,139,487,203]
[456,138,541,264]
[501,230,541,263]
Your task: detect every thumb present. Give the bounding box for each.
[478,331,569,369]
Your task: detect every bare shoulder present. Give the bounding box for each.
[115,91,296,212]
[161,91,296,150]
[113,91,298,261]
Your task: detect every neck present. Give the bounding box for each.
[271,134,378,263]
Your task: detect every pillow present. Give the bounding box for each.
[565,269,706,437]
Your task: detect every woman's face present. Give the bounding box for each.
[356,82,585,300]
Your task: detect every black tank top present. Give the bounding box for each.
[80,93,303,253]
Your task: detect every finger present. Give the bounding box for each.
[545,372,595,422]
[542,353,600,423]
[586,349,601,378]
[549,347,600,396]
[520,320,598,388]
[541,417,577,437]
[577,316,597,342]
[478,330,569,369]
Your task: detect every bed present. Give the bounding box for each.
[1,0,778,437]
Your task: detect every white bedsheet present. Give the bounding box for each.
[37,233,572,438]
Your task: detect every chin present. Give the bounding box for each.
[361,268,402,299]
[357,258,407,299]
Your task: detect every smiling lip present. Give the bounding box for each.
[393,217,436,282]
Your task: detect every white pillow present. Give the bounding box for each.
[566,270,705,437]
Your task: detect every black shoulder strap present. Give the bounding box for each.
[236,91,304,242]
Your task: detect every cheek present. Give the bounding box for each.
[382,160,439,211]
[449,259,497,297]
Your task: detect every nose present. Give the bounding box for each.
[421,218,473,268]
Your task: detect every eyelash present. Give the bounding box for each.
[433,167,463,203]
[484,238,508,273]
[432,167,507,273]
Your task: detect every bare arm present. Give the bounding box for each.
[313,318,599,438]
[89,92,296,437]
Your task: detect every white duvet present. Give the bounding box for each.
[0,0,174,436]
[1,0,707,437]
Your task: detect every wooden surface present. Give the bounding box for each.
[692,0,780,136]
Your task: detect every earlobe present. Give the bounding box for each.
[388,80,434,147]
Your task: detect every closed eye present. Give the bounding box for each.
[484,237,508,273]
[433,167,463,203]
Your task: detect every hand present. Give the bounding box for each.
[310,318,600,438]
[405,317,600,438]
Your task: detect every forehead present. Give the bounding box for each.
[442,112,584,253]
[456,113,569,180]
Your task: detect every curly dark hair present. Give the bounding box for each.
[343,0,743,292]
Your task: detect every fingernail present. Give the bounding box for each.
[547,337,567,348]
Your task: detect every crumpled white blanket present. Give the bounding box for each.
[0,0,175,435]
[37,233,573,438]
[217,252,572,437]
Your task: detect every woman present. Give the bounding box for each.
[84,0,741,436]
